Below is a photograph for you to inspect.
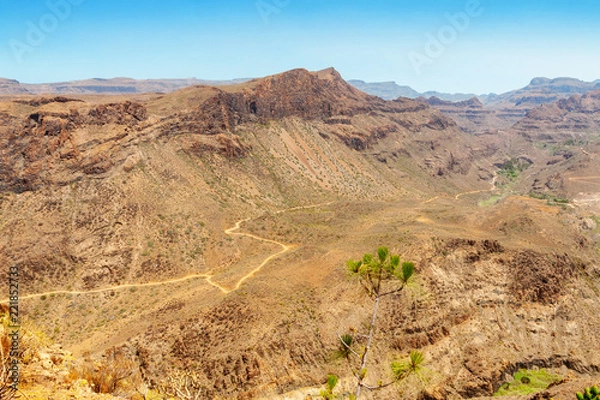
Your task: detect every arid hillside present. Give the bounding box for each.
[0,68,599,399]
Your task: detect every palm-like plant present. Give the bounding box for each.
[391,350,425,380]
[342,247,420,399]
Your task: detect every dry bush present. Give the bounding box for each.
[159,370,205,400]
[0,363,17,400]
[0,347,17,400]
[0,308,19,399]
[78,347,140,394]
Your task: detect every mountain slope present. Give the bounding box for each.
[502,90,600,205]
[0,67,493,326]
[0,68,489,196]
[0,78,29,94]
[421,96,518,134]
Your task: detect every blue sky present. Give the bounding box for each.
[1,0,599,93]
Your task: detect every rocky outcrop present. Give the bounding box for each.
[0,68,470,195]
[0,77,30,94]
[422,96,520,133]
[87,101,148,125]
[160,68,438,141]
[513,90,600,142]
[0,100,148,192]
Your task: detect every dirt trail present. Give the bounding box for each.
[455,175,498,199]
[569,176,600,180]
[569,176,600,185]
[424,176,498,203]
[0,202,333,303]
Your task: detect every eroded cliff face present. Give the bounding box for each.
[158,68,454,154]
[513,90,600,142]
[422,97,511,134]
[0,98,148,192]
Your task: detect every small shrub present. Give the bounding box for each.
[495,369,562,396]
[576,385,600,400]
[319,374,340,400]
[78,347,138,394]
[498,158,531,181]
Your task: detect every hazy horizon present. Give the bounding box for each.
[2,0,600,94]
[4,71,600,97]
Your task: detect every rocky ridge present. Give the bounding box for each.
[513,90,600,142]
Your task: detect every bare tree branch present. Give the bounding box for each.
[336,333,361,359]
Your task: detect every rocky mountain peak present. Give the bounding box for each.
[529,77,552,86]
[158,67,420,141]
[0,77,29,94]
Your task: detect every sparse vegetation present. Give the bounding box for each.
[494,369,562,396]
[2,66,600,400]
[0,331,17,399]
[319,374,345,400]
[77,347,139,394]
[529,191,570,206]
[498,158,532,181]
[576,385,600,400]
[479,194,503,207]
[0,308,53,399]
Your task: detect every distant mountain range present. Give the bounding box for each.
[0,77,252,95]
[348,77,600,134]
[348,77,600,107]
[2,75,600,114]
[483,77,600,108]
[347,79,479,102]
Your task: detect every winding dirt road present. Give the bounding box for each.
[0,202,333,303]
[424,175,498,203]
[455,175,498,199]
